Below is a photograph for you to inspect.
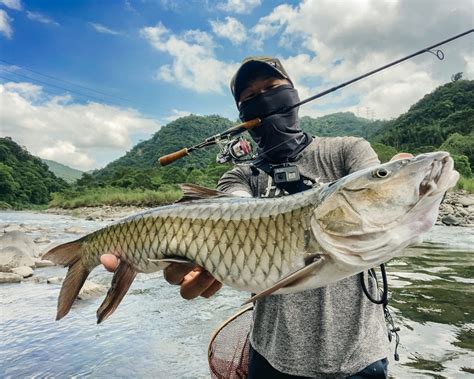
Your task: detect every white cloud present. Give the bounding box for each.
[0,82,160,170]
[217,0,261,14]
[140,22,239,93]
[26,11,59,26]
[0,0,21,10]
[251,0,474,119]
[0,9,13,38]
[90,22,121,35]
[163,109,194,123]
[211,16,247,45]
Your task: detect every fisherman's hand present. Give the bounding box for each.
[164,264,223,300]
[99,254,222,299]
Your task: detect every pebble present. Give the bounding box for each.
[47,277,63,284]
[34,237,51,244]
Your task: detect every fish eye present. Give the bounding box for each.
[372,168,389,179]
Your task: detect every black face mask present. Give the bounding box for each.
[238,85,311,163]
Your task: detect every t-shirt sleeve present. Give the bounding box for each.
[217,166,253,195]
[343,137,380,173]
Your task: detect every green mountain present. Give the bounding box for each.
[42,159,83,183]
[374,79,473,175]
[0,137,69,208]
[300,112,385,139]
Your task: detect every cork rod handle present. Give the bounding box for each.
[159,148,189,166]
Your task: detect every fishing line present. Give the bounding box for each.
[158,29,474,166]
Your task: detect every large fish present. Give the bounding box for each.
[44,152,459,323]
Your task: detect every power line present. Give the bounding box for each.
[0,74,170,120]
[0,69,117,104]
[0,58,131,103]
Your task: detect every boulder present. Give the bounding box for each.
[78,281,107,300]
[459,196,474,207]
[0,272,22,283]
[12,266,34,278]
[441,215,461,226]
[0,246,36,270]
[3,224,23,233]
[0,231,39,257]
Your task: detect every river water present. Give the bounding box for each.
[0,211,473,378]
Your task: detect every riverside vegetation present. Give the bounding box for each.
[0,78,473,211]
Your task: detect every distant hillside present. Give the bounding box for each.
[377,79,473,149]
[43,159,83,183]
[374,79,473,174]
[0,137,68,208]
[300,112,385,139]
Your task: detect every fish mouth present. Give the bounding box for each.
[418,152,458,200]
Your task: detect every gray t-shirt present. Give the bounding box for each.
[217,136,390,377]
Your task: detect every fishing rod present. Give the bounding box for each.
[159,29,474,166]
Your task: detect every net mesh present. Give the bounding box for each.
[208,305,253,379]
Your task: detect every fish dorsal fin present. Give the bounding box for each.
[177,183,237,203]
[241,258,324,305]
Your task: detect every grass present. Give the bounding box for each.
[49,186,182,209]
[454,176,474,193]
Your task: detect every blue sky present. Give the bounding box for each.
[0,0,473,170]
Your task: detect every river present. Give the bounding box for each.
[0,211,473,378]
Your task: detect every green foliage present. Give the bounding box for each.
[370,143,398,163]
[455,176,474,193]
[439,132,474,169]
[49,186,182,208]
[452,155,472,178]
[0,137,69,208]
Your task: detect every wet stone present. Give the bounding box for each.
[441,215,461,226]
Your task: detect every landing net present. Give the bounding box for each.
[208,305,253,379]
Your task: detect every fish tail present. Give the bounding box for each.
[43,240,90,321]
[96,260,137,324]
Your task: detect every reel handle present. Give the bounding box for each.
[159,148,189,166]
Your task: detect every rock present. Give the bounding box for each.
[64,226,87,234]
[47,277,63,284]
[0,272,22,283]
[3,224,23,233]
[78,281,107,300]
[0,231,39,257]
[0,246,36,270]
[441,215,461,226]
[458,196,474,207]
[34,259,55,268]
[34,237,51,244]
[12,266,34,278]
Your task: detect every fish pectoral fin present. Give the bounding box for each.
[242,258,324,305]
[148,257,195,267]
[177,183,238,203]
[97,260,137,324]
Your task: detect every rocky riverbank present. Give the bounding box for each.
[437,190,474,227]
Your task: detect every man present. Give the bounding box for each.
[102,57,403,377]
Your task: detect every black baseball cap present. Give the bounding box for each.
[230,56,293,103]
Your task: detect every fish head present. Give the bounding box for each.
[311,151,459,268]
